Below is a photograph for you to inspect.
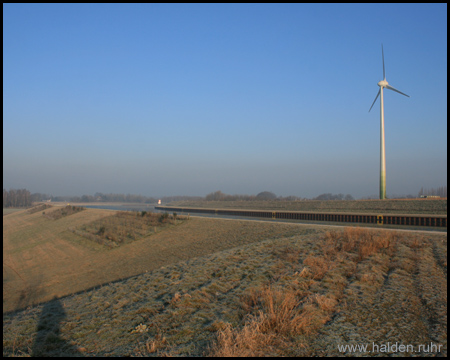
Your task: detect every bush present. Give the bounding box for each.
[159,212,169,223]
[97,226,106,235]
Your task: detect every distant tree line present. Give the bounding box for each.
[28,192,203,204]
[418,186,447,198]
[160,195,203,203]
[313,193,354,201]
[83,193,155,203]
[17,186,447,208]
[3,189,32,208]
[205,190,283,201]
[204,191,355,201]
[30,193,53,202]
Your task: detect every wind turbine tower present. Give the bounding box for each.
[369,45,409,200]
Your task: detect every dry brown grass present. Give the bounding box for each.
[210,316,279,357]
[313,293,338,312]
[323,227,398,262]
[241,286,303,335]
[145,334,168,354]
[303,256,330,280]
[210,285,335,356]
[211,286,302,356]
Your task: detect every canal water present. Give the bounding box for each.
[83,204,162,212]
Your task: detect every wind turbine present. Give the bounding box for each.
[369,45,409,200]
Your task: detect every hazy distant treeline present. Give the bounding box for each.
[4,186,446,209]
[28,192,202,204]
[205,190,355,201]
[3,189,32,208]
[313,193,355,201]
[205,190,279,201]
[418,186,447,198]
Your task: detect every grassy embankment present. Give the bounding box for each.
[3,203,447,356]
[3,208,26,216]
[3,205,301,313]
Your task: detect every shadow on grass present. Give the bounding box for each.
[16,274,46,312]
[31,297,82,357]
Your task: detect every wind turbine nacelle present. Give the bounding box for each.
[378,79,389,87]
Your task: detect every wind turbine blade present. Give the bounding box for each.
[369,89,381,112]
[385,84,410,97]
[382,44,385,80]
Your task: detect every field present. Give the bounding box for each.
[3,204,447,356]
[168,198,447,215]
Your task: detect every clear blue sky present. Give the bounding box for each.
[3,3,447,198]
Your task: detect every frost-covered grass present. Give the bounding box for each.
[3,226,446,357]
